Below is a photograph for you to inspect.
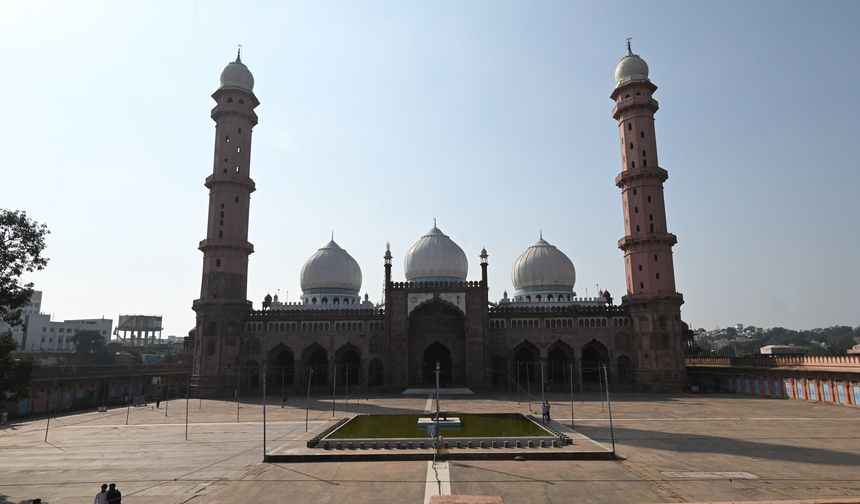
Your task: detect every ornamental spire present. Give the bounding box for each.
[626,38,633,56]
[236,44,242,63]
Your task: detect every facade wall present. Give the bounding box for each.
[3,364,191,420]
[686,356,860,408]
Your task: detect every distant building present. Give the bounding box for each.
[0,291,112,352]
[760,345,807,355]
[848,344,860,355]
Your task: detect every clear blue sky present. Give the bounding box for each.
[3,0,858,336]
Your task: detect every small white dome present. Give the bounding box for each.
[512,235,576,295]
[220,53,254,92]
[404,224,468,282]
[300,240,362,294]
[614,43,649,87]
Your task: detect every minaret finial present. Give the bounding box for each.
[626,38,632,56]
[540,229,543,240]
[331,230,334,241]
[433,217,437,227]
[237,44,242,62]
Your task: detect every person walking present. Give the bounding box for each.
[545,401,551,421]
[107,483,122,504]
[541,401,548,422]
[94,484,108,504]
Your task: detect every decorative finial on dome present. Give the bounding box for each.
[331,230,334,241]
[236,44,242,63]
[539,229,543,240]
[433,217,437,228]
[626,38,632,56]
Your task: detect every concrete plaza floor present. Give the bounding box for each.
[1,392,859,503]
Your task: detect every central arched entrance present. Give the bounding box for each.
[407,301,466,386]
[422,342,452,385]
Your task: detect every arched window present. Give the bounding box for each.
[321,297,328,305]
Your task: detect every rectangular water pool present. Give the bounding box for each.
[324,413,554,440]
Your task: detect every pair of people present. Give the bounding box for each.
[541,401,552,422]
[94,483,121,504]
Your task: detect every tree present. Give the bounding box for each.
[1,209,49,326]
[71,330,115,364]
[0,333,37,409]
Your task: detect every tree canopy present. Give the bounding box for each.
[1,209,49,326]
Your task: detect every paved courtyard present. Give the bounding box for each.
[1,392,859,503]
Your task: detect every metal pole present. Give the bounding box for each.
[185,380,190,440]
[44,380,54,443]
[305,368,313,432]
[603,364,616,457]
[526,362,532,412]
[331,364,337,418]
[579,360,584,405]
[281,366,285,408]
[345,363,349,412]
[236,368,241,423]
[516,362,521,404]
[262,364,267,459]
[435,361,441,458]
[599,362,605,412]
[570,362,575,430]
[125,377,132,425]
[164,379,169,417]
[540,360,546,405]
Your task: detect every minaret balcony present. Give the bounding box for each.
[618,232,677,250]
[615,167,668,187]
[205,173,256,192]
[199,238,254,254]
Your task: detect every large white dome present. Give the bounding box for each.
[219,53,255,92]
[404,224,468,282]
[614,43,649,87]
[512,235,576,295]
[300,239,362,295]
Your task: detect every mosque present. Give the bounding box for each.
[191,43,688,395]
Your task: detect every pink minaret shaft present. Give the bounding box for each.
[611,43,678,299]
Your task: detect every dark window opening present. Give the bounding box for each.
[218,230,223,238]
[238,99,244,105]
[638,264,642,271]
[633,189,637,195]
[647,195,652,202]
[643,159,648,167]
[224,157,228,163]
[656,272,661,279]
[640,130,644,138]
[649,223,654,232]
[216,258,221,267]
[629,142,634,150]
[235,196,239,203]
[219,219,223,226]
[649,214,653,221]
[220,203,225,209]
[227,97,233,103]
[640,282,644,289]
[631,161,635,168]
[654,254,658,261]
[634,206,639,213]
[642,149,646,156]
[238,127,242,133]
[636,225,640,232]
[627,123,632,131]
[635,91,641,96]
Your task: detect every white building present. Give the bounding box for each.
[0,291,113,352]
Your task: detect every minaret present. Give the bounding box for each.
[192,50,260,395]
[611,41,685,389]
